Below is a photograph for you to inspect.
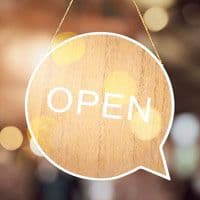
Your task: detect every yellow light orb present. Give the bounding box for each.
[51,32,77,48]
[30,116,56,140]
[104,70,136,104]
[130,108,162,141]
[139,0,175,9]
[50,32,85,66]
[0,126,23,151]
[144,7,169,32]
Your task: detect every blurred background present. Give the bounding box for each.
[0,0,200,199]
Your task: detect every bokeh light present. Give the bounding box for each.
[50,32,86,66]
[2,33,50,79]
[104,70,136,104]
[0,0,200,198]
[30,116,56,140]
[0,126,23,151]
[50,32,76,49]
[171,113,200,147]
[88,181,114,200]
[138,0,175,9]
[144,7,169,32]
[173,146,199,179]
[130,108,162,141]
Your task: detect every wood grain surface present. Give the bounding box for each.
[26,33,173,179]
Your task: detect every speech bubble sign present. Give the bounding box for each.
[25,32,175,180]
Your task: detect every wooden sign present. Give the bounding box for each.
[25,32,174,180]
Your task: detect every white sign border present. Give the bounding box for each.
[25,32,175,181]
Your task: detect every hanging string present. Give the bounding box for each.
[130,0,162,62]
[49,0,162,62]
[50,0,75,46]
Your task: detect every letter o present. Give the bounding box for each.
[47,87,73,113]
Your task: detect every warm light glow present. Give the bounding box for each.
[138,0,175,9]
[104,71,136,104]
[50,32,76,48]
[0,126,23,151]
[144,7,169,32]
[2,33,50,79]
[30,138,43,157]
[130,108,162,140]
[30,116,56,140]
[51,32,85,66]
